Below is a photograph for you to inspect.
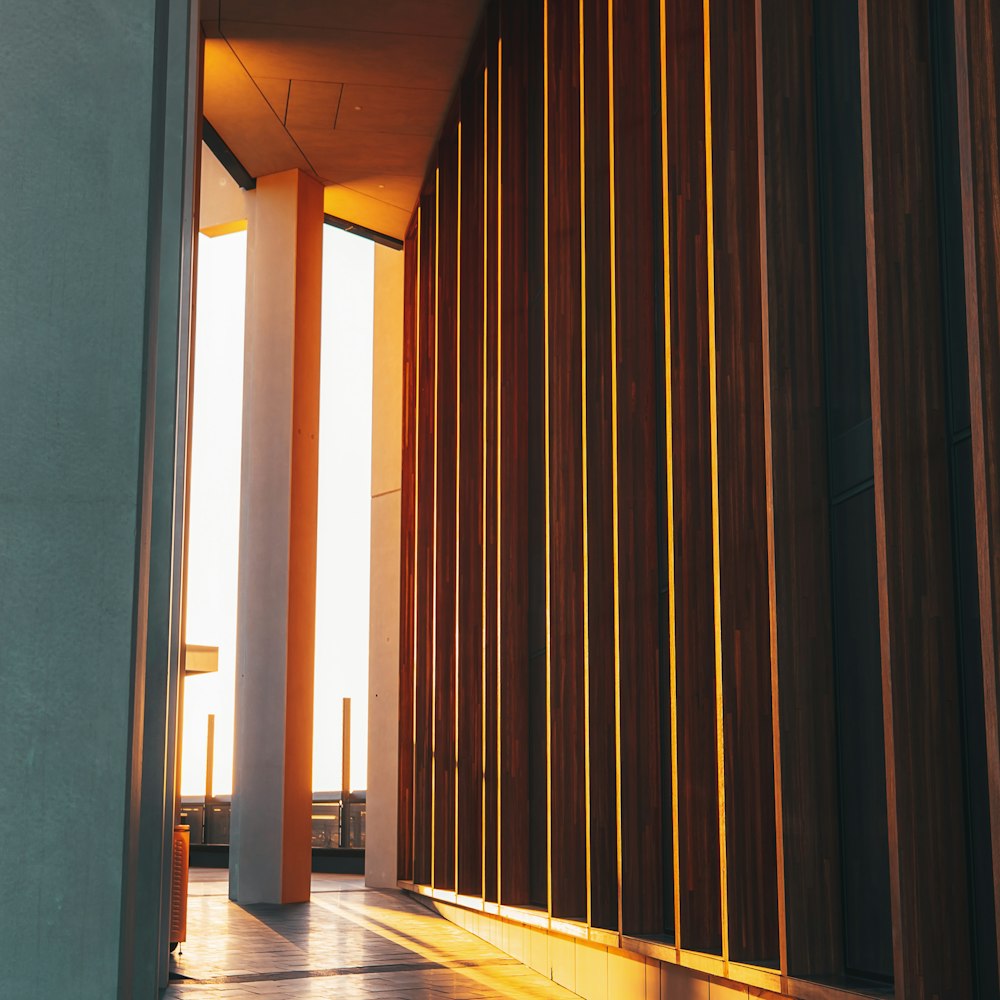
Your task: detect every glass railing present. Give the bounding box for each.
[178,791,366,849]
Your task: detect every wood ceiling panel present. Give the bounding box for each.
[323,185,411,241]
[202,38,311,178]
[324,175,424,214]
[221,21,469,90]
[255,76,290,122]
[285,80,344,131]
[219,0,483,38]
[292,129,435,183]
[203,3,483,235]
[336,84,445,137]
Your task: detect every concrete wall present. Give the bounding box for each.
[0,1,194,997]
[365,243,404,888]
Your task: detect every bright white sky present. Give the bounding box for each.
[181,224,375,796]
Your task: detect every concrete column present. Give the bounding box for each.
[0,1,195,997]
[231,169,324,905]
[138,1,202,994]
[366,243,405,888]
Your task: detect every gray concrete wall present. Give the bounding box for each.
[140,0,201,992]
[0,2,193,996]
[365,243,404,889]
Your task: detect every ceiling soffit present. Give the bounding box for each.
[201,0,484,239]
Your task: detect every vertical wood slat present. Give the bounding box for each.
[956,0,1000,975]
[545,0,587,923]
[497,0,534,909]
[397,219,419,883]
[928,5,998,994]
[758,0,843,979]
[457,40,487,900]
[657,0,682,947]
[582,0,619,936]
[525,0,550,912]
[813,0,893,980]
[708,0,779,967]
[859,0,973,994]
[483,0,501,907]
[663,0,723,956]
[755,0,786,972]
[704,0,729,962]
[611,0,668,939]
[413,186,438,888]
[434,119,460,893]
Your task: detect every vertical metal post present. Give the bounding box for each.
[341,698,352,846]
[205,713,215,803]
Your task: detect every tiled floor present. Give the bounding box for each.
[165,869,580,999]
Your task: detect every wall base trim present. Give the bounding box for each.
[403,888,893,1000]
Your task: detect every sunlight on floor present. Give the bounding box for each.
[167,871,578,999]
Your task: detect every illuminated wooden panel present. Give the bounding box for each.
[860,0,973,993]
[610,0,669,940]
[496,0,538,909]
[457,35,486,900]
[413,185,437,888]
[707,0,779,966]
[544,0,587,923]
[482,0,501,907]
[397,217,419,883]
[581,0,618,936]
[662,0,722,956]
[433,115,460,893]
[524,0,550,912]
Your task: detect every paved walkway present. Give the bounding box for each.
[165,869,579,999]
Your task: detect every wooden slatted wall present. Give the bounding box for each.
[395,1,1000,997]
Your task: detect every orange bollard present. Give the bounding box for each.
[169,825,190,947]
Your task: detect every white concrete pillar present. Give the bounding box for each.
[366,243,405,888]
[231,168,324,905]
